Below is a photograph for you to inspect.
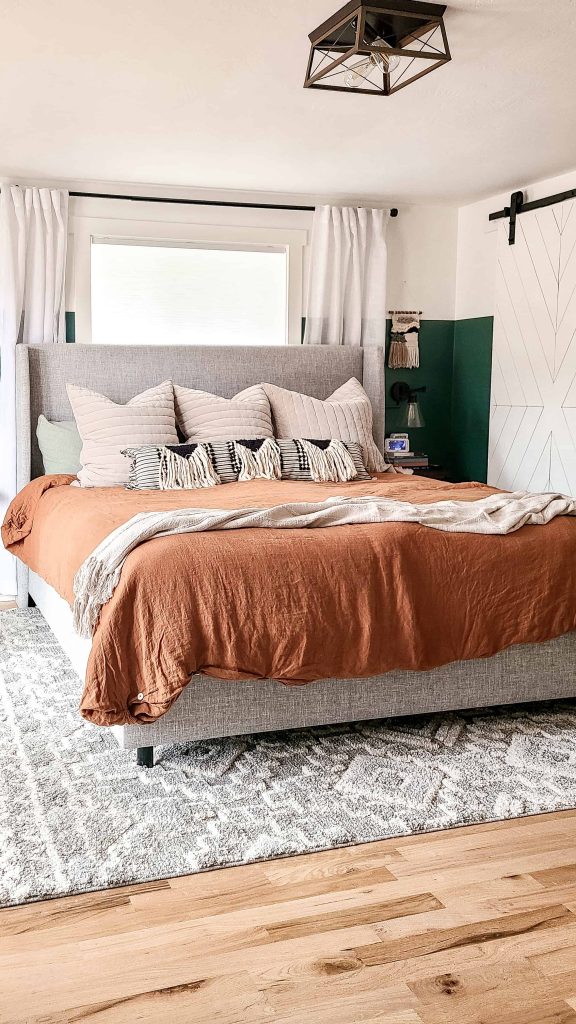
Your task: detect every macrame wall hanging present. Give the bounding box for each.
[388,310,422,369]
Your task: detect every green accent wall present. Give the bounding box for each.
[451,317,494,482]
[385,320,456,472]
[65,311,75,343]
[386,317,494,482]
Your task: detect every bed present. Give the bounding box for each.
[9,342,576,766]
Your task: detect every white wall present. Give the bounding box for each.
[387,204,458,320]
[55,181,459,329]
[456,167,576,320]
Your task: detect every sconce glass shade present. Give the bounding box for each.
[400,400,425,428]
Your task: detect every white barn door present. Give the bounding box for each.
[488,199,576,494]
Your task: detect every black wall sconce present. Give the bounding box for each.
[390,381,426,427]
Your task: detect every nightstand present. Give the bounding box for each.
[413,465,449,481]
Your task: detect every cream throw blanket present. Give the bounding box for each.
[72,491,576,638]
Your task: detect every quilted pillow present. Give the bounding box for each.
[261,377,386,472]
[123,438,371,490]
[66,381,178,487]
[174,384,273,442]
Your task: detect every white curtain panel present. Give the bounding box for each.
[304,205,388,347]
[0,186,68,595]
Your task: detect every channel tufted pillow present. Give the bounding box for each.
[174,384,273,443]
[261,377,386,472]
[66,381,178,487]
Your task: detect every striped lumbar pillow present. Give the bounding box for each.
[122,438,371,490]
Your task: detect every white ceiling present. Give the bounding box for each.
[1,0,575,203]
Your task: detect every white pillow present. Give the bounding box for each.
[174,384,273,442]
[66,381,178,487]
[262,377,385,472]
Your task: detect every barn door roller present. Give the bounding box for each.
[489,186,576,245]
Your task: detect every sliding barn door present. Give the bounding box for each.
[488,199,576,494]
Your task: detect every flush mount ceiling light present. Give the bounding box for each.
[304,0,450,96]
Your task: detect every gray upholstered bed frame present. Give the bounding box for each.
[15,343,576,766]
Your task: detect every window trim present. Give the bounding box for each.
[73,216,306,346]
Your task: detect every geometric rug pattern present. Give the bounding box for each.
[2,608,576,908]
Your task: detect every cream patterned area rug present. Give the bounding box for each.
[2,609,576,908]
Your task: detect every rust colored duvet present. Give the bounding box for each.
[3,473,576,727]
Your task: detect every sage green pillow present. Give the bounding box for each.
[36,415,82,476]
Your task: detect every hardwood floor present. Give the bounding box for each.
[3,811,576,1023]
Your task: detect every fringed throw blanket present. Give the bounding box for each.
[72,490,576,638]
[389,310,421,368]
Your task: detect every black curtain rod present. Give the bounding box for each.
[67,190,399,216]
[489,186,576,245]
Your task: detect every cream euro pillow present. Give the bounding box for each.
[174,384,273,442]
[66,381,178,487]
[262,377,385,472]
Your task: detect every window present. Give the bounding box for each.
[90,239,288,345]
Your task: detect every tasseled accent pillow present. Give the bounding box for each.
[122,438,371,490]
[159,444,220,490]
[297,439,357,482]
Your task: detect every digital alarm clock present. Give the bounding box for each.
[384,433,410,454]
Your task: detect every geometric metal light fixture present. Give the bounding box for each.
[304,0,450,96]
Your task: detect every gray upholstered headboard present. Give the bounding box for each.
[16,343,385,487]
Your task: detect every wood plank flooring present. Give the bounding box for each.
[3,810,576,1022]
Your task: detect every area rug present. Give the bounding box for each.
[2,608,576,908]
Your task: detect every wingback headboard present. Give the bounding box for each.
[16,343,385,487]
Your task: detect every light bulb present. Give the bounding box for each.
[405,401,424,429]
[371,37,401,74]
[343,63,370,88]
[343,37,400,89]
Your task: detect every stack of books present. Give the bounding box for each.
[384,452,429,469]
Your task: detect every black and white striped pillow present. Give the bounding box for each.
[276,438,371,481]
[122,439,371,489]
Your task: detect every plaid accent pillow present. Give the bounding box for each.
[122,438,371,489]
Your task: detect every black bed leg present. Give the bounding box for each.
[136,746,154,768]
